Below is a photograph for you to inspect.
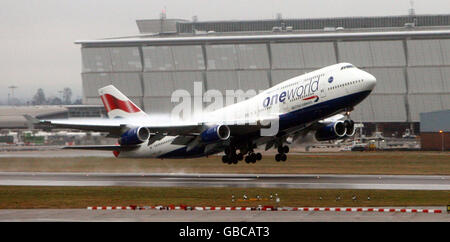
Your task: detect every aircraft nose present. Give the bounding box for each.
[362,70,376,90]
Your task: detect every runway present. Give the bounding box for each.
[0,208,448,222]
[0,172,448,190]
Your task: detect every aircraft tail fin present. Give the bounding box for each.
[98,85,148,119]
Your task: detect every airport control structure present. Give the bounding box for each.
[76,14,450,137]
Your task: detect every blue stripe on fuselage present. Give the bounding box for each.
[279,90,371,130]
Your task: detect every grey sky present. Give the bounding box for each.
[0,0,449,103]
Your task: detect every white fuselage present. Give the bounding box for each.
[119,63,376,158]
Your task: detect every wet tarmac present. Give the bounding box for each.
[0,172,448,190]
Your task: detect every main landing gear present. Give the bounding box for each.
[222,147,262,165]
[275,145,289,162]
[244,152,262,164]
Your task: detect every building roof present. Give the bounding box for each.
[177,14,450,33]
[0,105,106,129]
[76,29,450,46]
[0,106,67,129]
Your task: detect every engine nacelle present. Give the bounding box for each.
[118,127,150,146]
[344,119,356,137]
[200,125,231,143]
[315,121,346,141]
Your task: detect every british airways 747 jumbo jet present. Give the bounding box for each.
[32,63,376,164]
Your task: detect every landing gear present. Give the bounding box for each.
[223,146,239,165]
[237,153,244,161]
[232,156,238,164]
[275,145,289,162]
[277,145,289,154]
[244,152,262,164]
[223,142,261,165]
[222,154,238,165]
[275,153,287,162]
[255,153,262,161]
[245,154,255,164]
[222,155,229,164]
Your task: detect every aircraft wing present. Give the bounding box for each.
[25,115,125,137]
[26,114,275,144]
[62,145,139,151]
[145,121,267,137]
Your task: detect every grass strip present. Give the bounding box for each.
[0,186,448,209]
[0,152,449,174]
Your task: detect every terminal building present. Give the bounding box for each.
[76,14,450,137]
[420,109,450,151]
[0,105,106,129]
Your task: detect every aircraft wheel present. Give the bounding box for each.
[245,156,251,164]
[250,153,257,163]
[222,156,229,164]
[256,153,262,161]
[275,154,281,162]
[237,153,244,161]
[283,146,289,154]
[277,146,284,154]
[281,153,287,162]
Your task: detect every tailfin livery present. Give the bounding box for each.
[98,85,148,119]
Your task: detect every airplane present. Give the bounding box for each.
[31,62,376,164]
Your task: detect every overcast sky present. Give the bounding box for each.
[0,0,448,103]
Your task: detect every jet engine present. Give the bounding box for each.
[344,119,356,136]
[200,125,231,143]
[118,127,150,146]
[315,121,346,141]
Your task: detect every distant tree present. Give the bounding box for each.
[73,98,82,105]
[48,97,62,105]
[63,87,72,105]
[32,88,46,105]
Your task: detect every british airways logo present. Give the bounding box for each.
[100,94,141,113]
[263,76,320,107]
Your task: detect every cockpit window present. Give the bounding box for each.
[340,65,354,70]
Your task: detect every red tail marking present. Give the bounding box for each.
[112,142,120,157]
[113,150,120,157]
[100,94,141,113]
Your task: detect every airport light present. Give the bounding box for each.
[439,130,444,152]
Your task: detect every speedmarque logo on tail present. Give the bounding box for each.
[262,75,321,107]
[100,94,141,113]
